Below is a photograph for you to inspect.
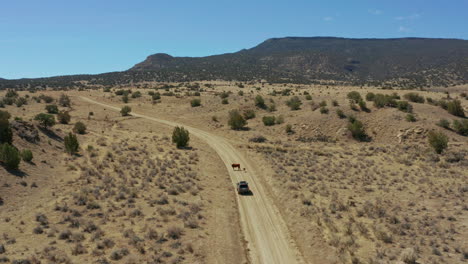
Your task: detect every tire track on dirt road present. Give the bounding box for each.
[79,96,305,264]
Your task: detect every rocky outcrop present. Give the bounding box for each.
[10,120,40,143]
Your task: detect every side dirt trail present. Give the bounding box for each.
[80,96,305,264]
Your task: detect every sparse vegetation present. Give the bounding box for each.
[447,100,465,117]
[0,143,21,170]
[404,92,425,103]
[20,149,33,162]
[45,104,59,114]
[262,116,276,126]
[255,95,267,109]
[58,94,71,107]
[243,109,256,120]
[57,111,71,124]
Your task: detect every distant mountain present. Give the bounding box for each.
[1,37,468,89]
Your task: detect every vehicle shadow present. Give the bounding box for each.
[239,190,254,196]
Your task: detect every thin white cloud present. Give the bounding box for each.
[323,16,334,21]
[368,9,382,15]
[398,26,411,33]
[395,13,421,20]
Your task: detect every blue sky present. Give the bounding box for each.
[1,0,467,79]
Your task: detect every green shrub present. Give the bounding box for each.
[5,90,18,98]
[347,91,362,103]
[15,97,27,107]
[276,115,284,124]
[152,92,161,101]
[447,100,465,117]
[64,133,79,155]
[45,104,59,114]
[0,118,12,144]
[438,99,448,110]
[238,91,244,96]
[268,103,277,112]
[120,106,132,116]
[358,100,369,112]
[332,100,339,106]
[57,111,71,124]
[373,94,397,108]
[404,93,425,103]
[21,149,33,162]
[0,110,11,121]
[73,122,87,134]
[190,98,201,107]
[262,116,276,126]
[286,96,302,110]
[405,114,417,122]
[122,94,129,103]
[59,94,71,107]
[243,109,256,120]
[0,143,21,170]
[305,94,312,100]
[255,95,266,109]
[285,124,293,134]
[221,98,229,104]
[437,119,450,129]
[34,113,55,129]
[336,109,346,119]
[452,119,468,136]
[172,126,190,148]
[131,91,142,98]
[428,131,448,154]
[228,110,247,130]
[366,92,376,101]
[320,107,329,114]
[426,97,436,105]
[319,101,327,107]
[396,101,413,113]
[348,119,368,141]
[219,91,229,99]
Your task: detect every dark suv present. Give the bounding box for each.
[237,181,250,194]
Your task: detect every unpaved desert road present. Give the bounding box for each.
[80,96,304,264]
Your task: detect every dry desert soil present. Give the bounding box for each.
[0,81,467,264]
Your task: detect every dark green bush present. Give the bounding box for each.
[320,107,329,114]
[428,131,448,154]
[396,101,413,113]
[21,149,33,162]
[332,100,339,106]
[243,109,256,120]
[366,92,376,101]
[64,133,79,155]
[348,119,368,141]
[57,111,71,124]
[34,113,55,129]
[221,98,229,104]
[452,119,468,136]
[172,126,190,148]
[0,118,12,144]
[336,109,346,119]
[262,116,276,126]
[405,114,417,122]
[0,143,20,170]
[255,95,266,109]
[358,100,369,112]
[447,100,465,117]
[228,110,247,130]
[45,104,59,114]
[59,94,71,107]
[286,96,302,110]
[120,106,131,116]
[190,99,201,107]
[305,94,312,100]
[122,94,129,103]
[347,91,362,103]
[73,122,87,134]
[404,93,425,103]
[219,91,229,99]
[131,91,142,98]
[437,119,450,129]
[285,124,293,134]
[15,97,27,107]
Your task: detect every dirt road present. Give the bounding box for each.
[80,96,304,264]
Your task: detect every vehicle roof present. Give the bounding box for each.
[239,181,248,184]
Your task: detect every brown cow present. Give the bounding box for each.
[231,163,241,170]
